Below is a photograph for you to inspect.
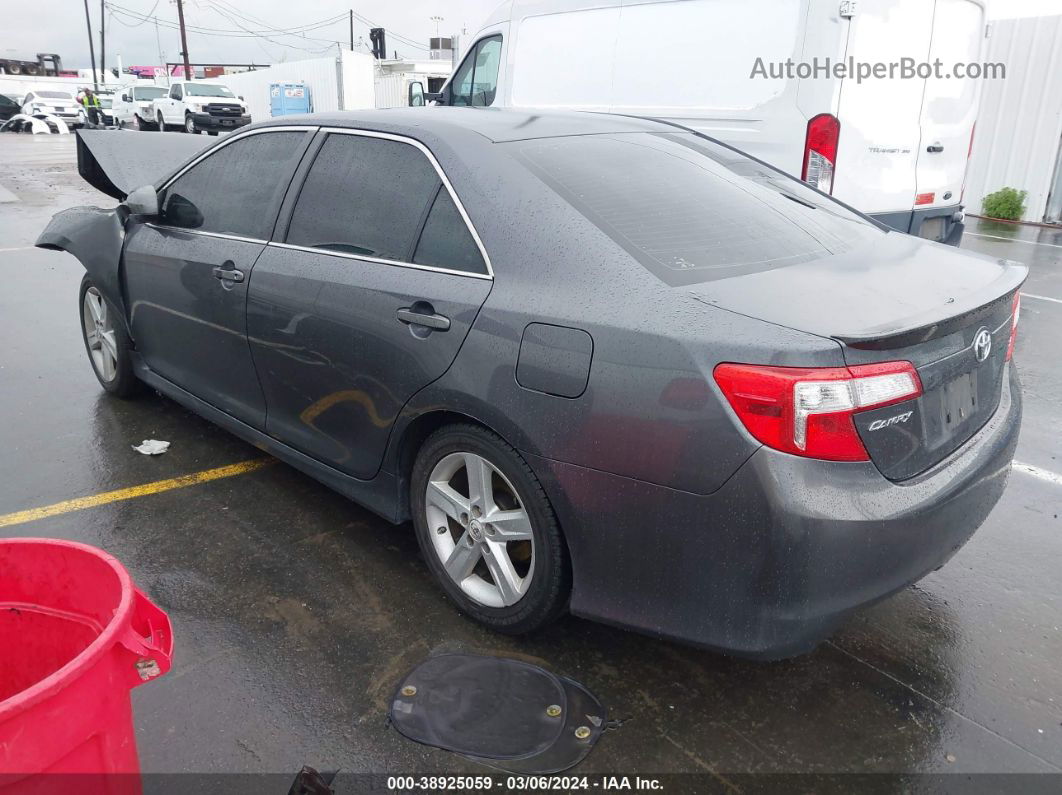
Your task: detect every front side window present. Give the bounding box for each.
[286,134,441,261]
[450,35,502,107]
[160,131,306,239]
[170,85,182,100]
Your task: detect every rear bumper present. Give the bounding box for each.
[527,364,1021,659]
[869,204,965,246]
[191,112,251,130]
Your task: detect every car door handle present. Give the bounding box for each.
[926,143,944,153]
[212,265,245,283]
[397,306,450,331]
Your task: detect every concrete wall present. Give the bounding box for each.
[964,15,1062,222]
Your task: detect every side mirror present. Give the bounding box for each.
[239,95,245,101]
[121,94,131,102]
[408,81,425,107]
[161,193,203,229]
[124,184,159,217]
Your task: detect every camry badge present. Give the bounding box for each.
[972,327,992,364]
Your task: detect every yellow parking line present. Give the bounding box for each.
[0,459,274,529]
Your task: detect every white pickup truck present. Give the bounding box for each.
[152,81,250,135]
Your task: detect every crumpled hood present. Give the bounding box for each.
[76,128,214,200]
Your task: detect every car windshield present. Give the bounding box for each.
[186,84,235,98]
[511,132,883,286]
[133,87,167,100]
[36,91,73,100]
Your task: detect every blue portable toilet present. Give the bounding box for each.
[270,82,312,117]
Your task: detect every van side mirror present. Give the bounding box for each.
[124,185,159,217]
[408,81,425,107]
[121,94,131,102]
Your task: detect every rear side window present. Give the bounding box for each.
[160,131,306,239]
[413,188,486,274]
[512,133,882,286]
[450,35,502,107]
[286,134,441,261]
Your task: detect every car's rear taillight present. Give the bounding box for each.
[713,361,922,461]
[1006,292,1020,361]
[801,113,840,195]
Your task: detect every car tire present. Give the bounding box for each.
[184,113,196,134]
[157,111,167,132]
[410,423,570,635]
[79,275,140,398]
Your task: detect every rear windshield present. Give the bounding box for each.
[186,84,235,98]
[133,86,167,100]
[511,133,883,285]
[36,91,72,100]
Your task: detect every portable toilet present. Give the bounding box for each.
[270,82,312,117]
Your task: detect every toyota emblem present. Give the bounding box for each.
[972,327,992,363]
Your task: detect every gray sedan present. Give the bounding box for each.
[39,110,1024,658]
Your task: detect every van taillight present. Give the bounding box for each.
[713,361,922,461]
[801,113,840,195]
[1006,292,1020,361]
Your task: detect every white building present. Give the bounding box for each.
[964,14,1062,224]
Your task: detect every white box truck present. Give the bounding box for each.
[424,0,987,245]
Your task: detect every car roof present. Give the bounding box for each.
[255,107,676,144]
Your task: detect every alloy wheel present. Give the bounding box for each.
[82,287,118,382]
[185,115,195,134]
[424,451,535,608]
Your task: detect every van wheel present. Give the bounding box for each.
[410,423,570,634]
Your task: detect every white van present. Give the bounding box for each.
[426,0,987,245]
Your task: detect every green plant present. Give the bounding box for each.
[982,187,1027,221]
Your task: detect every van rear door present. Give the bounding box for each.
[913,0,985,212]
[832,0,935,217]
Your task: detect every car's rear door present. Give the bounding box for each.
[246,129,492,479]
[122,128,315,427]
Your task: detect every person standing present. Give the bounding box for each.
[80,89,101,127]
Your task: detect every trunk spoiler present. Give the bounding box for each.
[76,129,215,201]
[835,263,1027,350]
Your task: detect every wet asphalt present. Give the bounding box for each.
[0,134,1060,785]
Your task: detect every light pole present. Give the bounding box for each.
[430,15,444,37]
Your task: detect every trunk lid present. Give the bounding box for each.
[689,232,1025,479]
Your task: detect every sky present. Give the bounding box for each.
[2,0,1060,72]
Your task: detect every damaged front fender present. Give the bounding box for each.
[36,206,131,336]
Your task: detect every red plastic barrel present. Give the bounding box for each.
[0,538,173,795]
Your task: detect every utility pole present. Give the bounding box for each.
[349,10,354,51]
[175,0,191,79]
[99,0,106,85]
[82,0,99,91]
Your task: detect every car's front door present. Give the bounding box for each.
[246,130,493,479]
[122,128,313,427]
